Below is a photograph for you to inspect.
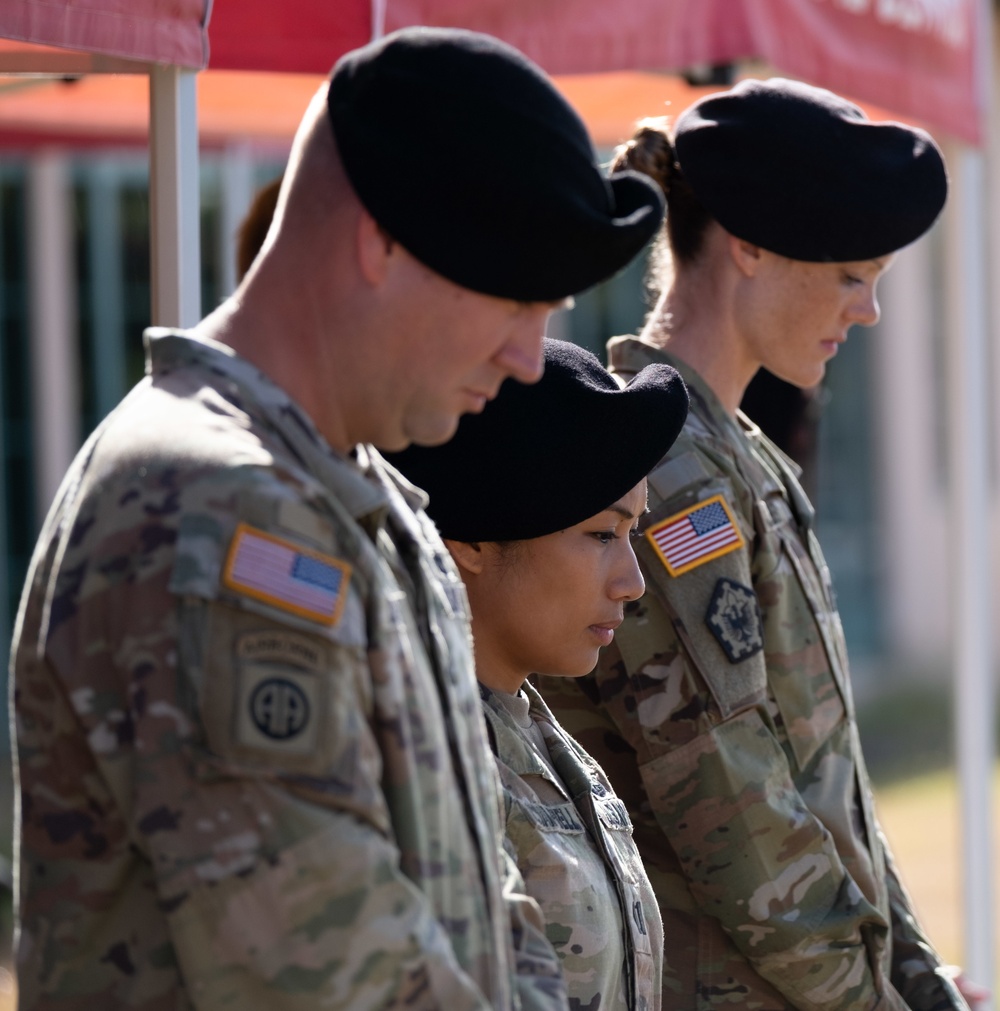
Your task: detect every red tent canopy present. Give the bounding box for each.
[1,0,209,67]
[0,0,985,142]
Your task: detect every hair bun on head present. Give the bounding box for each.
[613,119,676,198]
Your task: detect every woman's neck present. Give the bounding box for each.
[641,281,760,416]
[474,652,528,696]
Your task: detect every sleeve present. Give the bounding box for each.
[589,460,915,1011]
[130,485,515,1010]
[481,700,574,1011]
[502,848,571,1011]
[882,833,969,1011]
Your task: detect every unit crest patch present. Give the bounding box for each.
[705,578,763,663]
[250,678,310,740]
[236,664,320,755]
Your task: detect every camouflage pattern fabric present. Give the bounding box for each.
[540,336,966,1011]
[481,682,663,1011]
[10,330,567,1010]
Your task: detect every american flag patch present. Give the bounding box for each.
[646,495,744,576]
[223,523,351,625]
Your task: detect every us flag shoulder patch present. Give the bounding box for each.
[223,523,351,626]
[646,494,744,577]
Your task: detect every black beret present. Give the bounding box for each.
[674,77,948,262]
[383,339,689,542]
[328,27,664,301]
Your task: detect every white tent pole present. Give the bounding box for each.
[945,0,996,993]
[218,143,254,297]
[371,0,387,41]
[0,177,9,653]
[149,65,201,328]
[27,150,79,525]
[947,140,997,1005]
[85,158,127,418]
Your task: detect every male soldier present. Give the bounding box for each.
[10,27,664,1009]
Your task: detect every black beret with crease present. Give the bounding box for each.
[383,338,689,542]
[328,27,665,300]
[673,77,948,262]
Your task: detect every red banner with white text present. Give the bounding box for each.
[745,0,982,143]
[385,0,983,141]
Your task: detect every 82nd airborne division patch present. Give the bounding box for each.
[705,577,764,663]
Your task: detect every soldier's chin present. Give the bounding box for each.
[414,414,461,446]
[543,655,600,679]
[398,415,460,451]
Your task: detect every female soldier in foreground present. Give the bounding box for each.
[541,79,974,1011]
[387,338,688,1010]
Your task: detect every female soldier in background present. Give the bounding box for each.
[387,338,688,1010]
[540,79,977,1011]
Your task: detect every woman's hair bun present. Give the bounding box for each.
[611,118,676,197]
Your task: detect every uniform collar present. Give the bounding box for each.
[607,335,746,446]
[145,328,396,528]
[608,336,811,520]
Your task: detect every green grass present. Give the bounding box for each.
[857,684,1000,1001]
[875,763,1000,1001]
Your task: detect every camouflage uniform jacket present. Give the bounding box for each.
[10,330,567,1011]
[541,336,965,1011]
[481,682,663,1011]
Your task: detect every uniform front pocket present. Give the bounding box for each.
[760,525,847,773]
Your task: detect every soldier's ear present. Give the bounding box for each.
[356,207,394,286]
[444,539,484,576]
[729,234,764,278]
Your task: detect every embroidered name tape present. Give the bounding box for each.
[519,799,584,834]
[646,494,744,576]
[595,794,632,832]
[223,523,351,625]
